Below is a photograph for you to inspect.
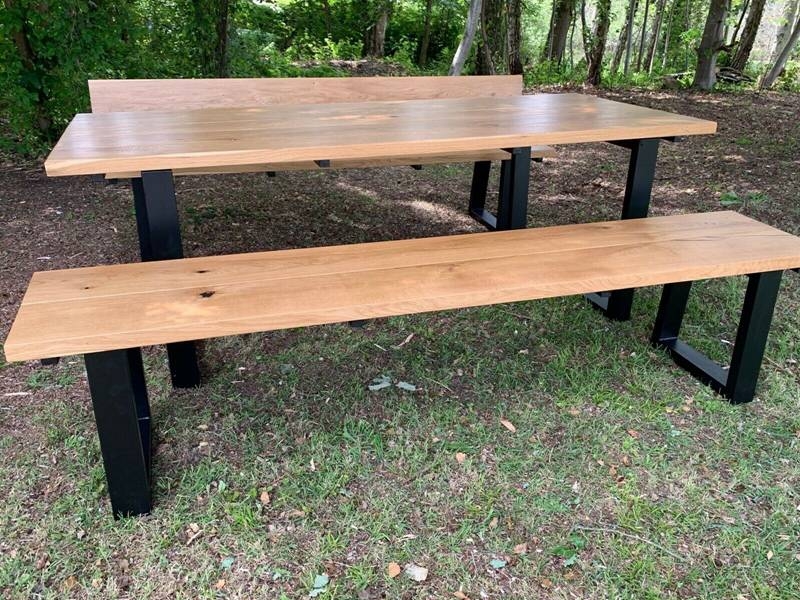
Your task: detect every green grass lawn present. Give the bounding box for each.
[1,89,799,598]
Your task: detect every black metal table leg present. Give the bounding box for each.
[85,348,152,517]
[651,271,783,404]
[468,161,496,230]
[496,146,532,231]
[131,171,201,388]
[587,138,660,320]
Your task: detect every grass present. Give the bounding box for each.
[0,89,799,598]
[1,278,798,598]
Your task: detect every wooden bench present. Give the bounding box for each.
[88,75,555,223]
[6,211,798,517]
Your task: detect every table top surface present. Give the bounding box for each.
[44,93,717,177]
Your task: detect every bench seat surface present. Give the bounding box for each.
[5,211,800,361]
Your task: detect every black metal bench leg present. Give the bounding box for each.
[496,146,531,231]
[85,349,152,517]
[651,271,783,404]
[468,161,496,230]
[587,138,660,321]
[132,171,201,388]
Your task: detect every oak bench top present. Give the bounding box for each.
[5,211,798,362]
[44,93,716,177]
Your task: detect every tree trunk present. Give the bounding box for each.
[623,0,638,74]
[322,0,333,38]
[449,0,482,75]
[3,0,52,134]
[611,14,631,73]
[761,13,800,88]
[192,0,233,78]
[580,0,592,64]
[771,0,800,63]
[636,0,651,71]
[507,0,523,74]
[692,0,728,90]
[544,0,576,64]
[729,0,766,72]
[418,0,434,66]
[364,3,391,58]
[587,0,612,85]
[477,0,505,74]
[645,0,667,73]
[661,0,675,69]
[729,0,750,46]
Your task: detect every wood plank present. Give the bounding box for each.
[5,212,800,362]
[103,146,557,179]
[88,76,523,112]
[45,94,716,177]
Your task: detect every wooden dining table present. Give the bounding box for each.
[44,92,717,386]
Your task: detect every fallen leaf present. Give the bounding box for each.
[540,578,553,589]
[489,558,506,570]
[627,429,640,439]
[259,490,271,506]
[309,573,330,597]
[404,564,428,582]
[387,562,402,578]
[214,579,226,590]
[568,407,581,416]
[455,452,466,464]
[500,419,517,433]
[488,516,499,529]
[767,550,774,560]
[513,543,528,555]
[63,576,78,591]
[453,592,470,599]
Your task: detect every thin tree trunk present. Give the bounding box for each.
[661,0,675,69]
[449,0,482,75]
[693,0,728,90]
[580,0,592,63]
[624,0,638,75]
[771,0,800,63]
[587,0,612,84]
[636,0,651,71]
[611,15,631,73]
[730,0,766,72]
[418,0,434,66]
[569,13,576,68]
[729,0,750,46]
[544,0,558,59]
[645,0,666,72]
[477,0,504,74]
[507,0,523,74]
[322,0,333,37]
[761,13,800,88]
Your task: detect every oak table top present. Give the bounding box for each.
[44,93,717,177]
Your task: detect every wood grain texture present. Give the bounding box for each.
[103,146,557,179]
[45,94,716,177]
[88,75,523,112]
[5,212,799,362]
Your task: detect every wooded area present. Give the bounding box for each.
[1,0,799,151]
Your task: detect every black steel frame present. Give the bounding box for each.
[651,271,783,404]
[468,146,532,231]
[131,170,201,388]
[585,138,661,321]
[85,348,152,517]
